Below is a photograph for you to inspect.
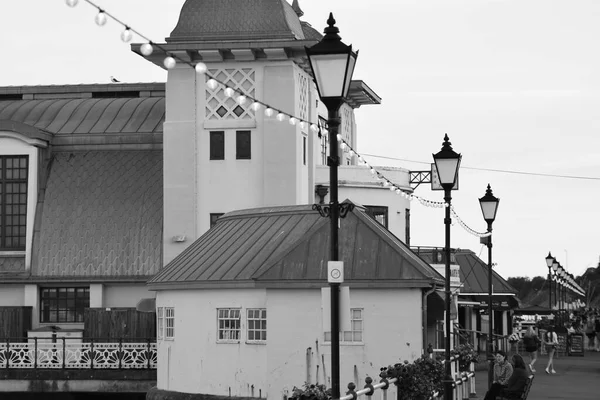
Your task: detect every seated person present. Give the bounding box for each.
[500,354,530,398]
[483,350,513,400]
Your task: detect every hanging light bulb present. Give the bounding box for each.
[163,56,176,70]
[383,181,389,187]
[299,121,306,129]
[250,102,261,111]
[121,27,133,43]
[396,189,401,195]
[224,87,235,97]
[289,117,297,125]
[358,156,364,163]
[322,128,329,135]
[310,124,318,133]
[276,113,286,122]
[349,150,355,156]
[370,168,375,174]
[95,11,107,26]
[140,43,153,56]
[207,79,218,90]
[195,62,207,74]
[65,0,78,7]
[336,134,342,141]
[236,95,247,105]
[265,108,274,117]
[340,142,347,151]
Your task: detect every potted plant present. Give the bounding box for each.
[380,356,444,400]
[290,383,331,400]
[451,343,480,371]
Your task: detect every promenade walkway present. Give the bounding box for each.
[474,350,600,399]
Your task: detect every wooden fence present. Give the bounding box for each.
[0,307,32,339]
[84,308,155,340]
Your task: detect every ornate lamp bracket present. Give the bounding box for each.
[312,203,355,218]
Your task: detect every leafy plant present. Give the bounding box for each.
[379,356,444,400]
[290,382,331,400]
[451,342,480,364]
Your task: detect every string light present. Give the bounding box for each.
[94,10,107,26]
[140,43,153,56]
[120,27,133,42]
[163,56,176,70]
[64,0,490,239]
[195,62,207,74]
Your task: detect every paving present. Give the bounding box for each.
[472,349,600,399]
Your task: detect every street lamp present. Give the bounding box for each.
[306,13,357,400]
[479,184,499,389]
[432,134,461,400]
[551,259,558,322]
[545,253,555,310]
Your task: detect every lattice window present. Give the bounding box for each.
[157,307,164,339]
[0,156,28,250]
[246,308,267,342]
[40,287,89,323]
[324,308,364,343]
[296,70,309,130]
[217,308,241,342]
[165,307,175,339]
[206,69,256,121]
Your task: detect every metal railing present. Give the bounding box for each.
[335,356,476,400]
[0,337,156,369]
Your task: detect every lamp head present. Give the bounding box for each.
[479,184,499,224]
[432,134,462,189]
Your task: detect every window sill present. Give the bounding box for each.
[321,342,364,347]
[0,251,25,257]
[217,340,241,344]
[245,341,266,345]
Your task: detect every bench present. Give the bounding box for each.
[497,375,534,400]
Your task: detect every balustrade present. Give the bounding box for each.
[0,337,156,369]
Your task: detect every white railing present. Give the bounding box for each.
[0,338,156,369]
[338,356,476,400]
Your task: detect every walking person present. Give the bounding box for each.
[522,326,540,373]
[483,350,513,400]
[544,326,558,374]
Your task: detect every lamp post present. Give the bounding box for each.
[306,13,357,400]
[479,184,499,389]
[432,134,461,400]
[545,253,554,310]
[551,259,558,322]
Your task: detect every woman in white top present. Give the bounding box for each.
[544,325,559,374]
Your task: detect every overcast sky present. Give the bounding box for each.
[2,0,599,282]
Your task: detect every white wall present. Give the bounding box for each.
[156,287,424,400]
[103,284,155,308]
[0,285,24,306]
[315,165,411,242]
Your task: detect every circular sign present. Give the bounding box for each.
[330,269,341,279]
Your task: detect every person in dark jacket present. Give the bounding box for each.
[501,354,530,398]
[483,350,513,400]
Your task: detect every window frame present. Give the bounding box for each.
[236,130,251,160]
[0,155,28,251]
[209,131,225,160]
[164,307,175,340]
[246,308,267,344]
[217,308,242,343]
[157,307,164,340]
[364,205,389,229]
[39,287,90,324]
[324,308,364,345]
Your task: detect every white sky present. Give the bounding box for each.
[2,0,599,281]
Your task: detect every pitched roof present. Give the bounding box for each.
[453,250,517,295]
[32,151,163,279]
[167,0,306,42]
[148,202,443,290]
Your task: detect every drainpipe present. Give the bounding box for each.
[422,284,439,355]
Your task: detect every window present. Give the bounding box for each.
[236,130,251,159]
[210,131,225,160]
[165,307,175,339]
[302,136,307,166]
[0,156,28,250]
[157,307,164,339]
[210,213,224,228]
[319,117,328,165]
[246,308,267,342]
[405,208,410,246]
[217,308,241,341]
[365,206,388,229]
[324,308,364,343]
[40,287,89,323]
